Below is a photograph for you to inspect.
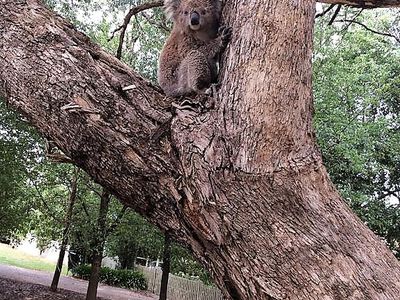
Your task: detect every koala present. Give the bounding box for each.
[158,0,232,98]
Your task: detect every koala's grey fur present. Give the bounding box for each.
[158,0,231,98]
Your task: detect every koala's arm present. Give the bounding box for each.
[199,26,232,60]
[158,40,184,97]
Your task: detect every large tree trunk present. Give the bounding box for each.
[50,167,79,291]
[0,1,399,299]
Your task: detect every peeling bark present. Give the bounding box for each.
[1,0,400,299]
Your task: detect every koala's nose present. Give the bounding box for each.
[190,11,200,26]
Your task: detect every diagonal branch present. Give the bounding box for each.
[0,0,180,236]
[109,0,164,59]
[316,4,337,18]
[106,205,129,235]
[336,19,400,42]
[328,5,342,25]
[319,0,400,8]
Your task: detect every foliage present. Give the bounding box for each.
[71,264,147,290]
[170,244,213,285]
[0,99,42,241]
[314,8,400,257]
[106,210,164,269]
[43,0,168,82]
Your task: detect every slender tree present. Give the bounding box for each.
[1,0,400,299]
[50,167,79,291]
[159,234,171,300]
[86,189,111,300]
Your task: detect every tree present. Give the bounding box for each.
[313,9,400,257]
[1,0,400,299]
[106,210,164,269]
[86,189,111,300]
[159,234,171,300]
[0,100,41,241]
[50,167,79,291]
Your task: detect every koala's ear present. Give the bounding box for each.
[164,0,180,20]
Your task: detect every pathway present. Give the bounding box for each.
[0,264,157,300]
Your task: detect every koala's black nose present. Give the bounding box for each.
[190,11,200,25]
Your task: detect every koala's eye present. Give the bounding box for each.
[183,11,189,15]
[200,10,206,15]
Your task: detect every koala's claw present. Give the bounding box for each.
[219,25,232,42]
[205,83,219,98]
[218,25,227,35]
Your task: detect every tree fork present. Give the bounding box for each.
[0,0,400,299]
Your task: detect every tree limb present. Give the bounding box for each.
[106,205,128,235]
[109,0,164,59]
[336,19,400,42]
[316,4,337,18]
[319,0,400,8]
[0,0,181,237]
[328,5,342,25]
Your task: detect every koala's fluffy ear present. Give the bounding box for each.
[164,0,180,20]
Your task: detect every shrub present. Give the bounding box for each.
[71,265,147,290]
[71,264,91,280]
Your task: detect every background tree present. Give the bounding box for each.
[0,100,41,241]
[50,167,79,292]
[106,210,164,269]
[314,7,400,257]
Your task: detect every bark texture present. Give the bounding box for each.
[1,1,400,299]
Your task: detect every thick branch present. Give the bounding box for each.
[0,0,181,235]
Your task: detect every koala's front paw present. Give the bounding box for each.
[218,25,232,43]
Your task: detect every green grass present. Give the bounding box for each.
[0,243,67,275]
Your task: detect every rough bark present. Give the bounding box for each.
[1,1,400,299]
[86,190,111,300]
[50,167,79,291]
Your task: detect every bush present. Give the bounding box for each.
[71,264,91,280]
[71,265,147,290]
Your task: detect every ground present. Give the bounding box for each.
[0,264,157,300]
[0,277,93,300]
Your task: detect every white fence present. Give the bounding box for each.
[137,266,224,300]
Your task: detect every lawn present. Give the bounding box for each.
[0,243,67,275]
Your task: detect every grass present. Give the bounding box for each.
[0,243,67,275]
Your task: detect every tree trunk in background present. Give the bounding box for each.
[86,190,111,300]
[50,167,79,291]
[159,234,171,300]
[1,1,400,299]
